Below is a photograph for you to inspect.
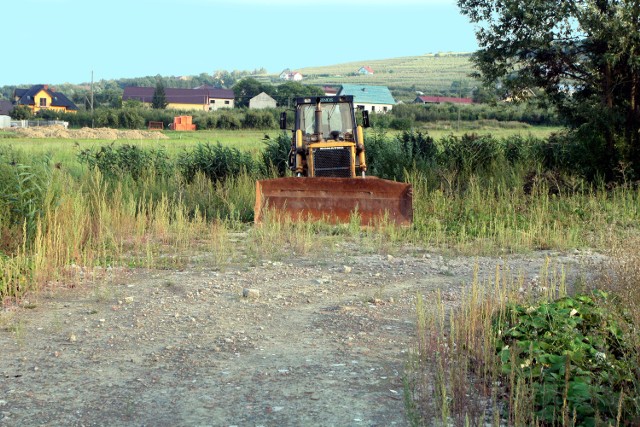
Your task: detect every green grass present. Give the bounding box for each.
[0,126,560,165]
[0,129,277,168]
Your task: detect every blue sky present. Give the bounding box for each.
[3,0,478,86]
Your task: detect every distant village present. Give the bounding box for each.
[0,64,474,129]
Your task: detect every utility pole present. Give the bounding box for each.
[90,70,94,128]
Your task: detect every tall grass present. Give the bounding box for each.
[0,165,251,301]
[409,171,640,254]
[2,132,640,302]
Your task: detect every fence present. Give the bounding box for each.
[9,120,69,129]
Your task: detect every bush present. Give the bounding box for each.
[216,113,241,130]
[177,142,256,183]
[438,133,502,175]
[95,108,120,128]
[242,110,277,129]
[192,114,216,130]
[495,292,639,425]
[119,109,144,129]
[261,133,291,177]
[77,143,173,181]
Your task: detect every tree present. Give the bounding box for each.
[232,78,274,108]
[458,0,640,179]
[10,105,32,120]
[275,82,324,107]
[152,80,168,109]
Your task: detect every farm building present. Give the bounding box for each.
[358,66,374,75]
[338,84,396,113]
[249,92,277,109]
[12,85,78,114]
[122,86,235,111]
[279,70,303,81]
[415,95,473,105]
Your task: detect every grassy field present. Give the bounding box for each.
[0,130,273,166]
[0,125,562,164]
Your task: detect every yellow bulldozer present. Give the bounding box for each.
[255,95,412,225]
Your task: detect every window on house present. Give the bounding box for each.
[40,98,47,107]
[383,106,388,112]
[224,100,230,105]
[371,106,376,112]
[210,100,215,104]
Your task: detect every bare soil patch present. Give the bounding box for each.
[11,126,168,140]
[0,245,598,426]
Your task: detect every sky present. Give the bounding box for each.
[2,0,478,86]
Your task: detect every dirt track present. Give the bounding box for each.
[0,245,597,426]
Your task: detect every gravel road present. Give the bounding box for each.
[0,245,598,426]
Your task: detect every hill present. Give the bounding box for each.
[292,53,478,100]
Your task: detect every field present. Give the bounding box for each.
[0,125,561,163]
[1,125,639,425]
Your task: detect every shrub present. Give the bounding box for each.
[215,113,241,130]
[495,292,639,425]
[243,110,277,129]
[119,109,144,129]
[77,143,173,181]
[94,108,120,128]
[177,142,256,183]
[261,133,291,177]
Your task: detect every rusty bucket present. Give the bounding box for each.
[255,177,413,226]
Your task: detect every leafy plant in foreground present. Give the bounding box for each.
[495,292,639,425]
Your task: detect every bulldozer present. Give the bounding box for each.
[254,95,412,225]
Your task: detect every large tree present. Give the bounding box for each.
[232,78,274,108]
[152,80,168,109]
[275,81,325,107]
[458,0,640,178]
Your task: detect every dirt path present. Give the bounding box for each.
[0,247,598,426]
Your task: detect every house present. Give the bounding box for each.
[13,85,78,114]
[358,66,374,75]
[122,86,235,111]
[338,84,396,113]
[0,100,13,116]
[323,86,339,96]
[279,70,303,81]
[249,92,277,109]
[415,95,473,105]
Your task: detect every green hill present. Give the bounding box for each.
[291,53,479,100]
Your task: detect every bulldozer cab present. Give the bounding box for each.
[298,98,355,142]
[281,96,369,178]
[281,96,368,143]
